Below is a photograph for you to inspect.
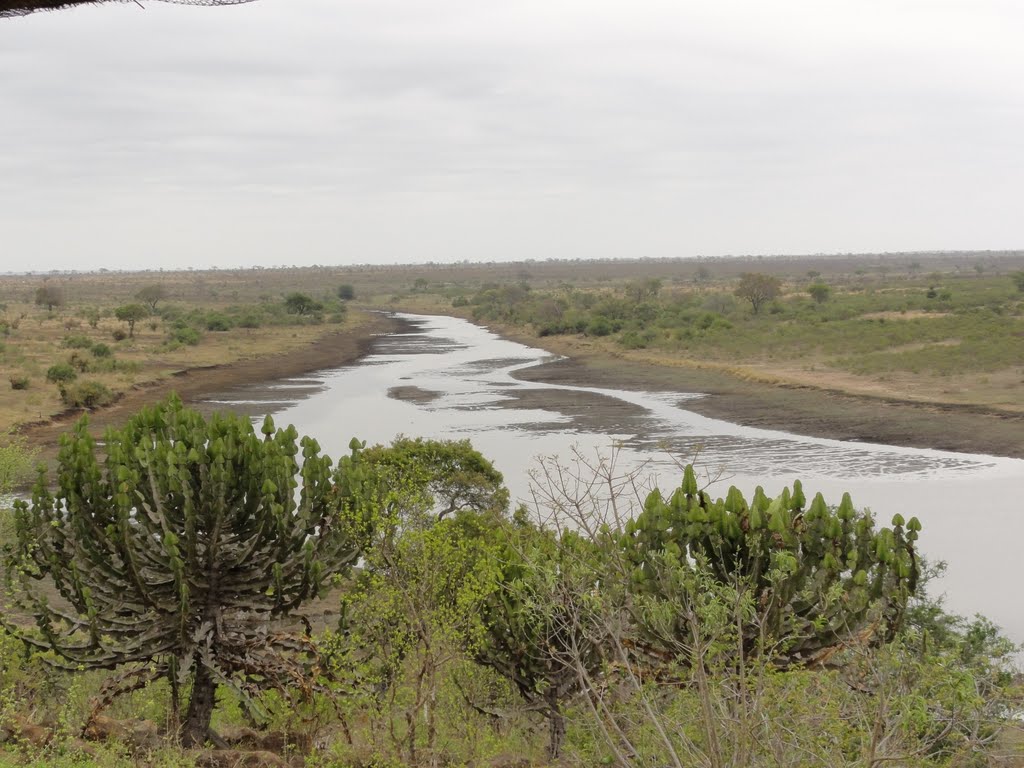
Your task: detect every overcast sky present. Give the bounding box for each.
[1,0,1021,271]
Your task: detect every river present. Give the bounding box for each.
[202,312,1024,646]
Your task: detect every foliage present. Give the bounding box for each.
[283,292,323,317]
[337,438,507,765]
[45,363,77,384]
[135,284,168,312]
[34,285,64,312]
[2,396,373,746]
[807,282,831,304]
[1012,270,1024,292]
[61,334,95,350]
[621,466,920,662]
[360,437,509,521]
[58,380,114,409]
[8,374,29,391]
[113,304,149,338]
[0,432,36,495]
[477,511,604,758]
[733,272,782,314]
[336,284,356,301]
[90,343,112,358]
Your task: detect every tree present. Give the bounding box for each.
[621,466,920,662]
[1012,271,1024,292]
[733,273,781,314]
[807,282,831,304]
[336,284,356,301]
[114,303,149,338]
[34,284,64,312]
[339,439,507,765]
[135,284,168,312]
[477,513,604,759]
[361,437,509,521]
[2,396,373,746]
[283,292,323,316]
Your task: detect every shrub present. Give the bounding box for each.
[61,334,94,349]
[91,342,112,358]
[170,326,201,346]
[9,375,29,390]
[205,313,232,331]
[236,312,262,329]
[111,328,128,341]
[46,363,78,384]
[59,380,115,409]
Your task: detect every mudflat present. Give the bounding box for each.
[510,350,1024,460]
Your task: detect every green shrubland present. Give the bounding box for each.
[0,407,1018,766]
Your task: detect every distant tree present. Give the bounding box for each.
[34,284,64,312]
[283,292,322,316]
[1012,271,1024,292]
[412,278,429,293]
[626,278,662,302]
[336,284,356,301]
[807,282,831,304]
[695,265,712,282]
[2,397,372,747]
[733,272,782,314]
[114,303,149,338]
[135,284,168,312]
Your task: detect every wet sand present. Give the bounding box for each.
[510,353,1024,459]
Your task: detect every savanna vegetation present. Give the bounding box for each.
[1,254,1022,764]
[0,400,1019,767]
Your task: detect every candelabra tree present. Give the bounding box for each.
[2,395,373,747]
[621,465,921,663]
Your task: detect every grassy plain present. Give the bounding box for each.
[3,251,1024,461]
[1,254,1023,766]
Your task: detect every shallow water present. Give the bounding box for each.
[202,313,1024,645]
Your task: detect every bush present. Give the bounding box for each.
[236,312,262,329]
[91,343,112,358]
[169,326,201,346]
[61,334,94,349]
[205,313,232,331]
[46,363,78,384]
[59,380,115,409]
[9,375,29,390]
[111,328,128,341]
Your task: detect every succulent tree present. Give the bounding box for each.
[621,466,920,663]
[2,396,373,747]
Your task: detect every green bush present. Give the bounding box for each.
[236,311,262,329]
[205,313,232,332]
[111,328,128,341]
[169,326,201,346]
[61,334,94,349]
[9,374,29,390]
[59,380,115,409]
[46,363,78,384]
[91,342,112,358]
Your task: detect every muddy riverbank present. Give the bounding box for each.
[495,328,1024,460]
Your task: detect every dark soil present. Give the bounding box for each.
[512,355,1024,459]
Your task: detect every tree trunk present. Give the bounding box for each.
[181,664,217,748]
[547,698,566,760]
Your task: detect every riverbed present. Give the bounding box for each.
[201,312,1024,646]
